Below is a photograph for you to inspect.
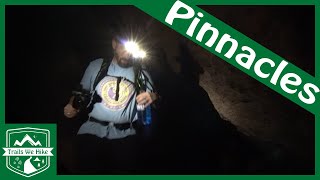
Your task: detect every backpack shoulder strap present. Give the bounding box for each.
[93,57,112,90]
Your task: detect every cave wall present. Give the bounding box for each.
[119,6,315,165]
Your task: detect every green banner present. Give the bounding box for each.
[135,0,319,115]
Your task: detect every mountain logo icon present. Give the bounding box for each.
[14,134,42,147]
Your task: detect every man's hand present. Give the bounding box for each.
[136,92,157,107]
[64,104,79,118]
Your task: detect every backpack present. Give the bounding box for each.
[87,57,154,125]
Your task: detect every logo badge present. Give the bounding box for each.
[2,127,54,177]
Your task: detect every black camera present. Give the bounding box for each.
[72,85,91,111]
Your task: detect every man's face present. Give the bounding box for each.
[112,39,133,68]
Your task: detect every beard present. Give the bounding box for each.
[117,57,133,68]
[114,53,133,68]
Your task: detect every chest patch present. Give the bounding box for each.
[97,76,135,110]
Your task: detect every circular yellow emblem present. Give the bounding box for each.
[100,79,134,110]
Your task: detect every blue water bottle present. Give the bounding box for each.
[137,104,152,125]
[145,105,152,125]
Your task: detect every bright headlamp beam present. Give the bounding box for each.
[138,50,146,58]
[124,41,146,59]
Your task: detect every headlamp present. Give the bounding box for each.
[124,41,147,59]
